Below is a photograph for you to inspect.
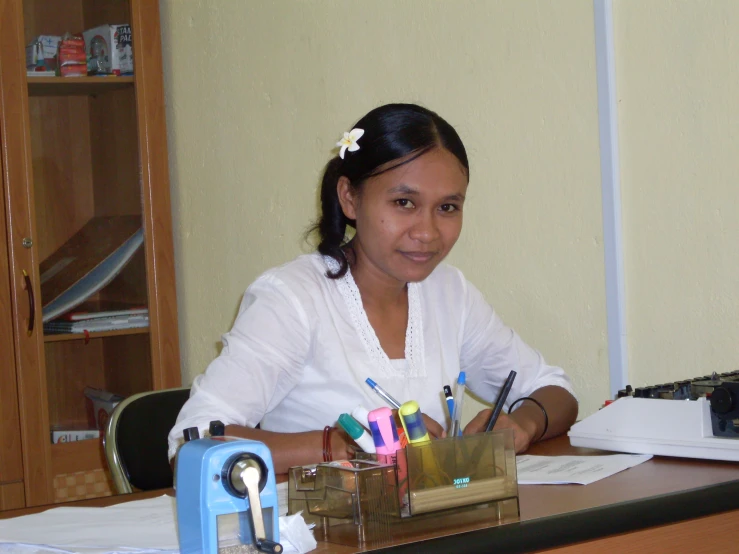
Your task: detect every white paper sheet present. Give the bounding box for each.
[0,484,306,554]
[516,454,653,485]
[277,480,289,516]
[0,495,178,553]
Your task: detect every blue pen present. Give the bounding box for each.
[365,378,402,409]
[450,372,466,437]
[443,385,454,421]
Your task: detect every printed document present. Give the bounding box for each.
[516,454,653,485]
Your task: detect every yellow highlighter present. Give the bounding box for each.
[398,401,431,444]
[398,401,447,490]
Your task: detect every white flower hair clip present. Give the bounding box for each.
[336,128,364,159]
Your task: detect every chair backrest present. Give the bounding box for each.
[104,387,190,494]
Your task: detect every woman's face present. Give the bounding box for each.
[338,147,468,286]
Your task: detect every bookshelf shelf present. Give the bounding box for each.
[27,76,134,97]
[44,327,150,343]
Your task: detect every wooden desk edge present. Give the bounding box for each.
[4,481,738,553]
[2,436,739,553]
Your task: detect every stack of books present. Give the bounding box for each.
[43,307,148,335]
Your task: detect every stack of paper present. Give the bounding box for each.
[0,486,314,554]
[0,495,179,554]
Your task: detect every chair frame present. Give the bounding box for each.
[103,387,189,494]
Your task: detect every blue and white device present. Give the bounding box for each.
[176,437,282,553]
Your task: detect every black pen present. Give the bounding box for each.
[443,385,454,420]
[485,370,517,432]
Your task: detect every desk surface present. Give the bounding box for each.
[2,436,739,553]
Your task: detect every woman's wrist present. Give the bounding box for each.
[322,426,334,462]
[508,402,546,443]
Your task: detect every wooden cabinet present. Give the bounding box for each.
[0,0,181,507]
[0,150,25,511]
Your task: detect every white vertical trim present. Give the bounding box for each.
[594,0,628,396]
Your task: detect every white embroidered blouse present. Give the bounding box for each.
[167,253,575,458]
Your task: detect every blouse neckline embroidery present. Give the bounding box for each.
[325,256,426,379]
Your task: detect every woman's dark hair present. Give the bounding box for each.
[314,103,469,278]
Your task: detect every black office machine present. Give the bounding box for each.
[569,369,739,460]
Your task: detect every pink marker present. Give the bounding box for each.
[368,407,401,458]
[368,406,408,510]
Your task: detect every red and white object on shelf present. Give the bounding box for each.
[84,387,125,431]
[57,34,87,77]
[82,24,133,76]
[25,35,61,71]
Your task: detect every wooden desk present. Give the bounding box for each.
[2,436,738,553]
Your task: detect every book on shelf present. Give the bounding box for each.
[43,312,149,335]
[27,70,56,77]
[67,307,148,321]
[61,300,148,321]
[40,215,144,323]
[50,427,101,444]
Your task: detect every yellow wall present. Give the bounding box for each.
[161,0,739,421]
[614,1,739,389]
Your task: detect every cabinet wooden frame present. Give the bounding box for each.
[0,0,181,507]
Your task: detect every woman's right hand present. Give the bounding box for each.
[462,409,537,453]
[421,414,446,439]
[391,409,446,440]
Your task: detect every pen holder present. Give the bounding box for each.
[287,429,519,547]
[403,428,518,516]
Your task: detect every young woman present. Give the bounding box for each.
[168,103,578,473]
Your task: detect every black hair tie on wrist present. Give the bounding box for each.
[508,397,549,442]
